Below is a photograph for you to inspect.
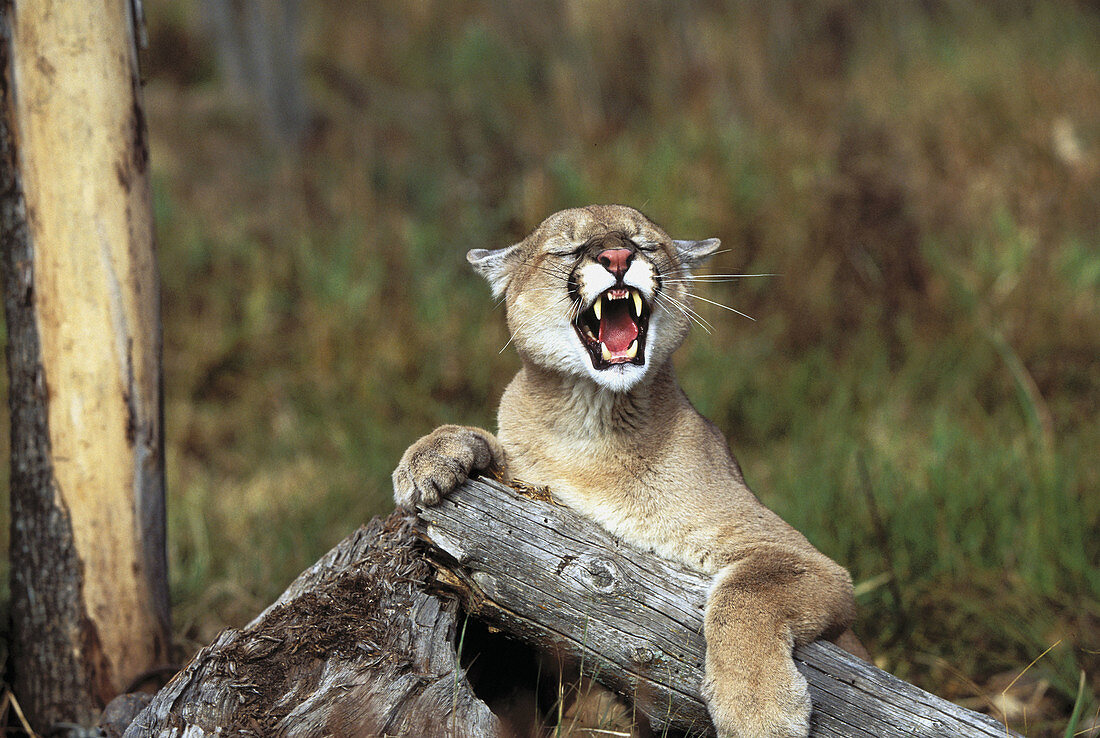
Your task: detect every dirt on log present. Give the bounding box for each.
[119,514,499,737]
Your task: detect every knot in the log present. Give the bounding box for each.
[561,554,623,594]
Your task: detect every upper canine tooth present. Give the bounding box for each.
[593,297,602,321]
[631,290,643,317]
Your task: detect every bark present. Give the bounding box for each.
[121,478,1019,738]
[1,0,169,729]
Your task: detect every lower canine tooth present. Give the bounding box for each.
[626,339,638,359]
[601,343,612,361]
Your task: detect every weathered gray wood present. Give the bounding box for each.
[122,514,501,738]
[119,476,1017,737]
[417,476,1019,738]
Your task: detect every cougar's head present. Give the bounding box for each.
[468,205,719,392]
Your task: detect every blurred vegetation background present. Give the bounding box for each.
[2,0,1099,735]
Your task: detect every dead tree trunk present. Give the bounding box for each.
[118,478,1019,738]
[205,0,310,144]
[0,0,169,729]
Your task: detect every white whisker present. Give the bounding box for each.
[664,273,777,282]
[684,292,756,322]
[654,291,714,334]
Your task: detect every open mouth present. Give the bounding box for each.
[573,287,650,370]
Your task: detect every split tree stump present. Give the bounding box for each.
[118,514,498,737]
[118,477,1019,737]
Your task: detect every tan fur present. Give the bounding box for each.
[393,205,858,738]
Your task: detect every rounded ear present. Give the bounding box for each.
[673,238,721,268]
[467,244,520,298]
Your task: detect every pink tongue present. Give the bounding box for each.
[599,307,639,352]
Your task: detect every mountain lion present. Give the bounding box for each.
[393,205,858,737]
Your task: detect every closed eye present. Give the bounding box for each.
[546,247,583,258]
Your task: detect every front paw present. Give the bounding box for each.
[392,425,507,508]
[703,651,810,738]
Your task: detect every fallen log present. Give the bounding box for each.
[118,477,1019,737]
[417,477,1019,738]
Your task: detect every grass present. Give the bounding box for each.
[2,1,1099,735]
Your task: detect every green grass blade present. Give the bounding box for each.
[1064,670,1086,738]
